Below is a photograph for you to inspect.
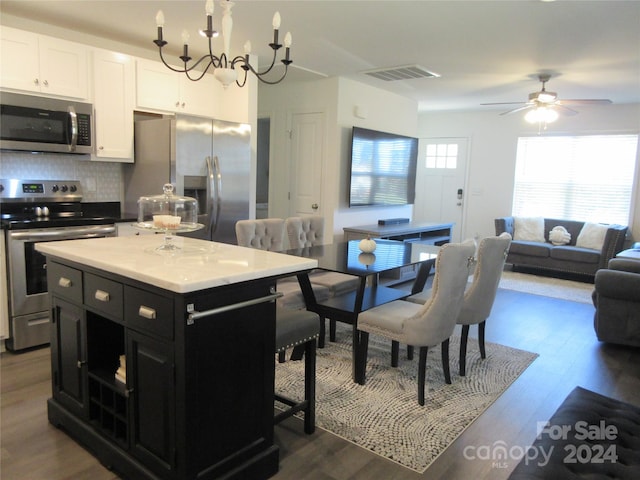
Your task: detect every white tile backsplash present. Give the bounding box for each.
[0,152,122,202]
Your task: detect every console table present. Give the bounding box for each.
[343,222,453,284]
[36,235,316,480]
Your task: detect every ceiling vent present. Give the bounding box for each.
[362,65,440,82]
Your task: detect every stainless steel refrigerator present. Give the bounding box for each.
[125,115,251,244]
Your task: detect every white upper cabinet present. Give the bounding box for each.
[1,27,89,99]
[92,49,135,162]
[136,59,219,117]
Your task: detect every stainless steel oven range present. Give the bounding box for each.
[1,179,117,351]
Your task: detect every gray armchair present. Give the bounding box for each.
[593,257,640,347]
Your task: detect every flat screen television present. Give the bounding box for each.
[348,126,418,207]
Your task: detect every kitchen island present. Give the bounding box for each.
[36,235,317,480]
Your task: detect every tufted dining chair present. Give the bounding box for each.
[355,240,476,405]
[235,218,331,309]
[235,217,287,251]
[234,218,320,433]
[406,233,512,376]
[285,215,360,346]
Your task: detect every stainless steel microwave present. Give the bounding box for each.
[0,92,93,155]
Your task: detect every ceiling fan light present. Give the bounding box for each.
[537,91,557,103]
[525,107,558,124]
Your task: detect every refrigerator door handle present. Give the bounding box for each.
[206,155,222,240]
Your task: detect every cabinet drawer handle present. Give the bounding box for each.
[94,289,110,302]
[138,305,156,320]
[58,277,72,288]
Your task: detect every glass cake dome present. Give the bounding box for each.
[136,184,202,251]
[137,183,199,229]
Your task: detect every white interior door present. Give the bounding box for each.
[413,138,468,242]
[289,112,324,217]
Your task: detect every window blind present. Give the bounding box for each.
[513,135,638,225]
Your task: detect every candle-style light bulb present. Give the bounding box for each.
[244,41,252,54]
[272,12,281,29]
[283,31,292,64]
[205,0,214,16]
[181,30,190,45]
[156,10,165,27]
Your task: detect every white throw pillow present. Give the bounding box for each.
[513,217,545,242]
[576,222,608,250]
[549,226,571,246]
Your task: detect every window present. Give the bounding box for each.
[425,143,458,169]
[513,135,638,225]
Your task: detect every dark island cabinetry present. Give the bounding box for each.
[46,258,280,480]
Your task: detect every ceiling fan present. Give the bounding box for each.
[482,73,612,117]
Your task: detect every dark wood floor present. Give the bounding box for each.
[2,288,639,480]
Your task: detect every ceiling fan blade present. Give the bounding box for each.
[553,104,579,116]
[480,101,528,106]
[556,99,612,106]
[500,104,534,116]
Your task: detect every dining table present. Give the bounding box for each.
[282,239,440,383]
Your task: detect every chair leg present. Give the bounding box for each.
[391,340,399,367]
[290,344,305,361]
[355,331,369,385]
[330,319,337,342]
[418,347,429,406]
[274,338,317,435]
[278,350,286,363]
[303,339,316,434]
[318,315,326,348]
[441,338,451,384]
[459,325,470,376]
[407,345,414,360]
[478,321,486,359]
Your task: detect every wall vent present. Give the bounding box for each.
[362,65,440,82]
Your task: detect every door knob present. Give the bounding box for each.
[312,203,319,210]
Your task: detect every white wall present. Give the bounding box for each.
[418,103,640,244]
[333,78,418,237]
[259,76,418,240]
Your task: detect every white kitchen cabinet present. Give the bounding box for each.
[1,27,89,99]
[92,49,135,162]
[136,59,219,117]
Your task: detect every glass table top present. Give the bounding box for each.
[283,239,440,276]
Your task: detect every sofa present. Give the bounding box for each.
[495,217,627,278]
[592,257,640,347]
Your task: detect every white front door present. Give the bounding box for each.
[413,138,469,242]
[289,112,324,217]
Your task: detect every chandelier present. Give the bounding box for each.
[153,0,292,88]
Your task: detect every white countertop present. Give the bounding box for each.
[36,235,317,293]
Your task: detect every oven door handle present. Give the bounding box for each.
[9,225,116,241]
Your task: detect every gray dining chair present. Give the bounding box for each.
[235,218,331,310]
[285,215,359,346]
[235,218,321,433]
[355,240,476,405]
[285,215,359,294]
[406,233,512,376]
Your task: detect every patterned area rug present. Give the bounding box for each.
[275,324,538,473]
[498,270,594,304]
